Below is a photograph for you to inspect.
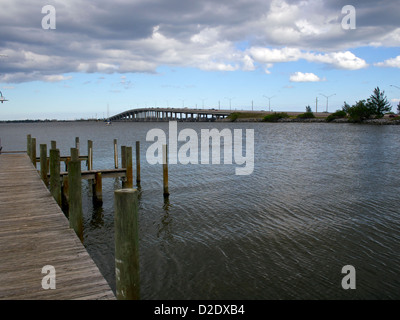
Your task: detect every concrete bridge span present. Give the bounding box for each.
[109,107,233,122]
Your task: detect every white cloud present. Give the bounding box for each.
[249,47,368,71]
[190,27,220,45]
[241,55,256,71]
[248,47,302,63]
[375,55,400,68]
[43,75,73,82]
[305,51,368,70]
[198,61,237,72]
[96,63,119,73]
[290,72,322,82]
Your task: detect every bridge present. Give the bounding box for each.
[108,107,234,122]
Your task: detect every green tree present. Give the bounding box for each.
[342,101,351,113]
[346,100,374,122]
[397,102,400,114]
[305,105,312,113]
[368,87,391,118]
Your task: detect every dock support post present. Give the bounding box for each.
[93,172,103,204]
[163,144,169,197]
[121,146,126,169]
[136,141,141,185]
[31,138,37,168]
[62,175,69,210]
[114,139,118,169]
[126,147,133,188]
[40,144,48,186]
[68,148,83,241]
[50,147,61,206]
[27,134,32,158]
[114,188,140,300]
[121,146,126,187]
[87,140,93,170]
[75,137,80,155]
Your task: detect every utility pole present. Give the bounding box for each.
[320,93,336,113]
[263,95,275,112]
[225,97,233,110]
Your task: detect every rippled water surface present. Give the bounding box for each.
[1,121,400,299]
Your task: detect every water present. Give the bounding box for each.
[1,121,400,299]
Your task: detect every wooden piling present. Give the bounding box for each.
[27,134,31,158]
[121,146,126,169]
[50,147,61,206]
[68,148,83,241]
[114,139,118,169]
[121,146,127,188]
[62,175,69,210]
[75,137,80,155]
[65,157,70,171]
[87,140,93,170]
[93,172,103,204]
[125,147,133,188]
[163,144,169,197]
[40,144,48,186]
[51,140,57,150]
[114,188,140,300]
[31,138,36,168]
[136,141,141,185]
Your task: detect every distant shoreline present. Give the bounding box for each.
[226,117,400,125]
[1,113,400,125]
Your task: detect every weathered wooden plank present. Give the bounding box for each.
[56,168,127,180]
[0,154,115,300]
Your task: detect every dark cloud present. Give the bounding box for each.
[0,0,399,83]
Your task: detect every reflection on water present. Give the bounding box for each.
[157,197,173,240]
[1,121,400,299]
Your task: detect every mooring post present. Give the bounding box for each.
[114,188,140,300]
[65,157,70,171]
[75,137,80,155]
[49,141,56,174]
[121,145,126,169]
[40,144,48,186]
[121,145,127,188]
[136,141,141,185]
[93,172,103,204]
[114,139,118,169]
[62,175,69,210]
[49,147,61,206]
[68,147,83,241]
[163,144,169,197]
[126,146,133,188]
[31,138,37,168]
[87,140,93,170]
[27,134,32,158]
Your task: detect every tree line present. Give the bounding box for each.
[342,87,397,122]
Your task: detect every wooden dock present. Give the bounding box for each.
[0,153,116,300]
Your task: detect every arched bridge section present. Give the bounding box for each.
[108,107,233,122]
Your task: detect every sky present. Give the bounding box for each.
[0,0,400,120]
